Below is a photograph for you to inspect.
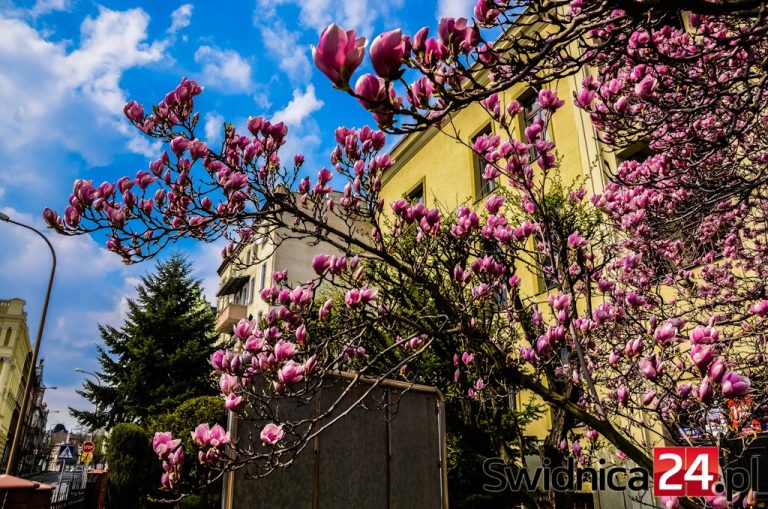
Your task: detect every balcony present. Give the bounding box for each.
[215,303,247,334]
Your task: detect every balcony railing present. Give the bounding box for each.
[215,303,247,334]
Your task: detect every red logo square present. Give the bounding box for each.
[654,447,719,497]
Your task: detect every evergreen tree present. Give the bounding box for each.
[71,254,217,428]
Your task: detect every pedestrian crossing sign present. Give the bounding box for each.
[58,444,76,460]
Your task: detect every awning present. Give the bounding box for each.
[216,276,249,297]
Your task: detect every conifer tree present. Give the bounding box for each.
[71,254,217,428]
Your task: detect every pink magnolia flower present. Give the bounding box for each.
[219,374,239,395]
[278,360,304,386]
[208,424,229,448]
[704,496,729,509]
[698,376,714,403]
[123,100,144,122]
[274,340,298,362]
[654,323,677,345]
[709,358,726,382]
[225,393,242,411]
[484,194,505,214]
[642,390,656,406]
[260,423,285,445]
[750,300,768,317]
[312,254,332,274]
[690,325,720,344]
[722,372,751,398]
[638,356,662,380]
[318,298,333,320]
[168,446,185,467]
[303,354,318,376]
[313,24,366,88]
[354,74,390,110]
[474,0,500,25]
[662,496,679,509]
[295,324,308,345]
[538,89,564,111]
[567,231,588,249]
[690,344,714,371]
[153,432,180,457]
[370,29,408,78]
[233,319,252,340]
[617,385,629,406]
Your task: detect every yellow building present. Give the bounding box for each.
[0,298,33,466]
[378,74,659,507]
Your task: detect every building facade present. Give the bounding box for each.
[18,359,49,474]
[215,208,358,338]
[0,298,33,468]
[378,76,656,508]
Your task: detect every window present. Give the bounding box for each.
[473,124,496,199]
[235,278,252,305]
[248,278,255,304]
[259,264,267,291]
[522,92,548,142]
[536,251,559,293]
[3,328,11,347]
[406,181,424,204]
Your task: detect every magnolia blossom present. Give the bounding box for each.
[153,432,181,458]
[312,24,366,87]
[722,372,751,398]
[260,422,285,445]
[369,29,408,78]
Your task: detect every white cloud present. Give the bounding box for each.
[269,86,324,170]
[255,0,404,37]
[45,386,91,433]
[0,205,143,430]
[436,0,473,20]
[0,7,167,166]
[168,3,193,34]
[194,45,253,93]
[30,0,69,18]
[203,112,225,145]
[272,84,324,127]
[192,241,227,305]
[259,20,311,82]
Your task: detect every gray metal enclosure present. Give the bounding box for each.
[222,375,448,509]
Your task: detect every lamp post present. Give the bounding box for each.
[0,212,56,475]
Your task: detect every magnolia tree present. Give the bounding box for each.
[44,1,768,508]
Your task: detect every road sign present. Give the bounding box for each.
[80,452,93,464]
[82,441,95,453]
[57,444,76,461]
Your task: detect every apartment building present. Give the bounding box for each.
[215,198,361,339]
[0,298,33,467]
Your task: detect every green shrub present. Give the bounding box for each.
[105,423,159,509]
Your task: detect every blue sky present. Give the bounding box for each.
[0,0,475,431]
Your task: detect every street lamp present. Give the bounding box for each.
[0,212,57,475]
[74,368,102,386]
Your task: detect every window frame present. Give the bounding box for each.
[471,123,497,202]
